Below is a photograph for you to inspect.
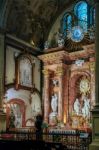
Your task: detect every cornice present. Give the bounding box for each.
[69,44,95,60]
[38,44,95,64]
[38,51,69,64]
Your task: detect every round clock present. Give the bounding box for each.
[79,78,90,95]
[71,26,84,42]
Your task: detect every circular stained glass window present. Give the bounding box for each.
[71,26,84,42]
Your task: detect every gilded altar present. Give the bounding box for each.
[38,44,95,129]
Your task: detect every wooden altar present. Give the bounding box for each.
[38,44,95,129]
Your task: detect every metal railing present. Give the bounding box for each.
[0,129,92,150]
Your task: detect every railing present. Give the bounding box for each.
[0,129,92,150]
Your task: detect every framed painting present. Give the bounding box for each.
[15,54,34,90]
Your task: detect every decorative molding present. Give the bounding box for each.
[90,62,95,73]
[39,44,95,65]
[56,66,64,76]
[39,51,69,65]
[42,69,50,77]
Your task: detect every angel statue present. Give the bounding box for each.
[52,79,59,87]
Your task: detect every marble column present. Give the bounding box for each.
[90,1,99,149]
[56,66,64,122]
[43,69,50,123]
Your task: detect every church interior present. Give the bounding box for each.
[0,0,99,150]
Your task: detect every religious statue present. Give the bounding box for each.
[9,109,15,129]
[44,41,50,50]
[14,114,22,128]
[52,79,59,87]
[82,96,90,118]
[57,33,65,47]
[51,93,58,114]
[74,98,81,115]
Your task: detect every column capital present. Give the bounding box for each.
[42,69,49,77]
[56,66,64,76]
[90,62,95,73]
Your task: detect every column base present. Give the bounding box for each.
[89,142,99,150]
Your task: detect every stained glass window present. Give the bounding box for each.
[62,14,72,37]
[67,15,72,31]
[62,16,67,37]
[61,1,94,39]
[74,1,88,32]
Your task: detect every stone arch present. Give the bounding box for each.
[6,98,26,129]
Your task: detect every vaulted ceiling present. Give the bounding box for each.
[1,0,76,45]
[0,0,94,50]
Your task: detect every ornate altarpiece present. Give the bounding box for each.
[39,44,95,129]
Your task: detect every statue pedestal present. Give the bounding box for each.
[72,114,87,129]
[49,112,57,126]
[0,108,6,131]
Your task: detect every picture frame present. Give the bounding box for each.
[15,54,34,90]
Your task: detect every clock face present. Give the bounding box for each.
[71,26,84,42]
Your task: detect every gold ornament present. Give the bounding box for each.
[79,77,90,95]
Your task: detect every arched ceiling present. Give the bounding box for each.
[1,0,75,45]
[0,0,94,50]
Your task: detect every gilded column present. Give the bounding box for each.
[56,66,64,122]
[43,69,50,123]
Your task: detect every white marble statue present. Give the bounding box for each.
[74,98,81,115]
[82,96,90,118]
[51,93,58,113]
[57,33,65,47]
[52,79,59,87]
[44,41,49,50]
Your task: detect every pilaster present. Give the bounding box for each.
[42,69,50,123]
[56,66,64,122]
[89,1,99,149]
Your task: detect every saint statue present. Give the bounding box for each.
[74,98,81,115]
[57,33,65,47]
[51,93,58,113]
[82,96,90,118]
[44,41,49,50]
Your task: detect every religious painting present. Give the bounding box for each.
[30,91,42,119]
[15,54,33,90]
